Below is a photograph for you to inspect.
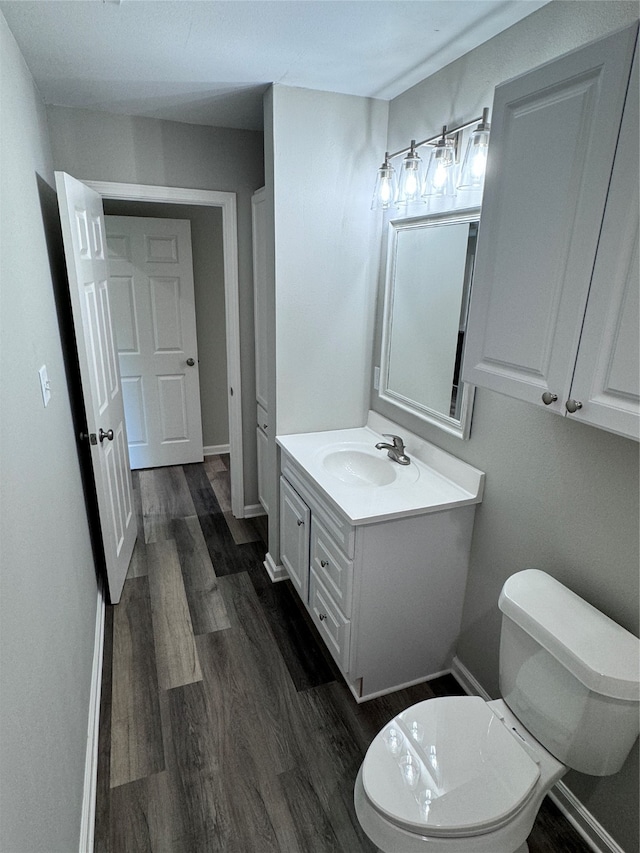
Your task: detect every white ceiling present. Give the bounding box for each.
[1,0,548,131]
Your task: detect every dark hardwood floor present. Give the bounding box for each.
[95,456,592,853]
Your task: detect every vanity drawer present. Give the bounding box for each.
[309,570,351,673]
[310,517,353,616]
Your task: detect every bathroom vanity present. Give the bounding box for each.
[277,415,484,702]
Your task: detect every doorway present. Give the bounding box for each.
[87,181,244,518]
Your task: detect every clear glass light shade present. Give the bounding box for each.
[458,127,490,189]
[422,138,456,198]
[396,142,424,205]
[371,154,398,210]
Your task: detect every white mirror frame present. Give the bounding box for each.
[378,208,479,440]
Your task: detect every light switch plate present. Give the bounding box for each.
[38,364,51,407]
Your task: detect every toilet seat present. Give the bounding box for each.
[361,696,541,838]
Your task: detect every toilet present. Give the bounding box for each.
[354,569,640,853]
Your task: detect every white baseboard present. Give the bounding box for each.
[243,503,265,519]
[450,655,492,699]
[264,551,287,582]
[79,587,106,853]
[203,443,230,457]
[450,657,619,853]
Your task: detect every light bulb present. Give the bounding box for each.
[458,108,490,190]
[371,153,398,210]
[397,141,424,205]
[423,132,456,199]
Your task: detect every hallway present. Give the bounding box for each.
[94,456,592,852]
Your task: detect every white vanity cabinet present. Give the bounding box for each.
[463,24,639,441]
[279,448,479,702]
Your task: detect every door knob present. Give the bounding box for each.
[99,428,114,443]
[565,399,583,414]
[541,391,558,405]
[186,358,195,366]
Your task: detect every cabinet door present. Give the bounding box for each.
[568,49,639,441]
[279,477,310,600]
[252,188,269,411]
[463,25,638,413]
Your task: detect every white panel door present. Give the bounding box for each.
[462,25,637,412]
[55,172,137,605]
[105,216,203,469]
[569,49,639,440]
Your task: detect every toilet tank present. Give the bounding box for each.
[498,569,640,776]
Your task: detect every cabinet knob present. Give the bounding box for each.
[320,559,329,568]
[318,613,327,622]
[296,518,304,526]
[541,391,558,405]
[565,399,583,413]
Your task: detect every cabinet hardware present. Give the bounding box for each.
[541,392,558,405]
[186,357,195,366]
[320,559,329,567]
[296,518,304,526]
[318,613,327,621]
[565,399,583,413]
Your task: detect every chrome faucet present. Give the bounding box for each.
[375,433,410,465]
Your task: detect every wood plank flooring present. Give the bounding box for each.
[95,456,593,853]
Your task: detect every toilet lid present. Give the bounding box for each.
[361,696,541,837]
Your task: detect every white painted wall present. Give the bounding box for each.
[270,85,388,436]
[46,106,264,503]
[0,12,99,851]
[372,3,639,850]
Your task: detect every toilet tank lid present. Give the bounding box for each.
[499,570,640,701]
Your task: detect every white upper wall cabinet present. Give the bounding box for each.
[463,24,639,441]
[569,49,639,439]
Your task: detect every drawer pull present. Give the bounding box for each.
[318,613,327,622]
[297,518,304,526]
[320,559,329,567]
[541,391,557,405]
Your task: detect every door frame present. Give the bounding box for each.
[87,181,244,517]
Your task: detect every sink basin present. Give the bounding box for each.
[321,446,421,488]
[323,449,398,486]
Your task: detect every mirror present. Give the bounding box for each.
[379,208,479,439]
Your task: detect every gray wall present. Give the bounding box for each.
[0,12,100,851]
[46,105,264,505]
[372,3,639,850]
[103,200,228,450]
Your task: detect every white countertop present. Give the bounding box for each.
[277,418,484,525]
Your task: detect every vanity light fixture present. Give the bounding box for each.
[396,140,424,205]
[371,152,399,210]
[422,127,457,199]
[370,109,490,210]
[458,107,491,190]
